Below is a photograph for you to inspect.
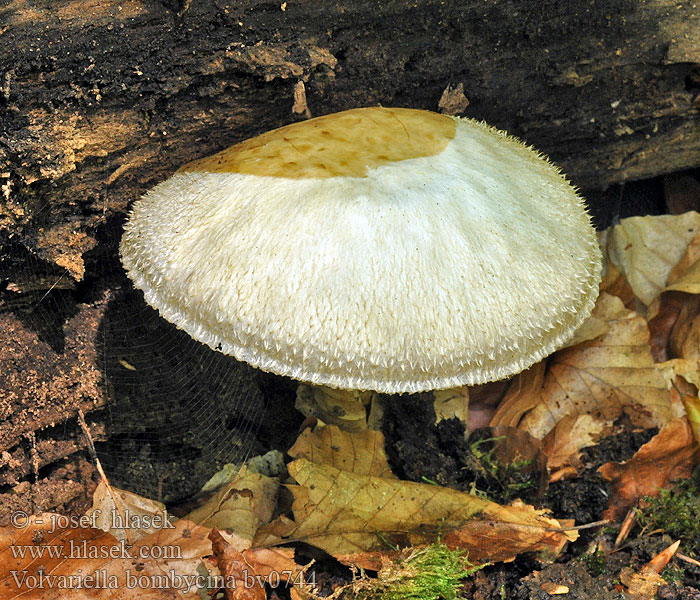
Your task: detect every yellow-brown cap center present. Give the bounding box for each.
[178,107,456,179]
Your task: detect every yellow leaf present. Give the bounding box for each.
[289,424,396,479]
[255,458,575,564]
[87,481,172,543]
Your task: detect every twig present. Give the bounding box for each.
[77,408,131,544]
[614,509,637,549]
[677,553,700,568]
[546,519,610,532]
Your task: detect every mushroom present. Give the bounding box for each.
[120,107,601,415]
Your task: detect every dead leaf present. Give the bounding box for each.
[87,481,172,543]
[186,466,279,547]
[433,386,470,426]
[659,360,700,442]
[209,528,299,600]
[563,314,610,348]
[598,245,636,308]
[289,424,396,479]
[646,291,686,361]
[604,211,700,306]
[520,293,671,440]
[542,413,607,470]
[599,418,698,520]
[619,567,667,600]
[667,229,700,286]
[295,384,374,431]
[671,309,700,361]
[0,514,214,599]
[255,458,575,564]
[490,362,546,428]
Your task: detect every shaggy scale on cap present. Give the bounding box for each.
[120,107,601,394]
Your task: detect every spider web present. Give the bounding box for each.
[1,218,273,505]
[96,284,268,503]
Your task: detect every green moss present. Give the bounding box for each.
[637,466,700,557]
[353,543,482,600]
[465,435,537,503]
[579,549,607,577]
[660,562,685,584]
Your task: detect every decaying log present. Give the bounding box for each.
[1,0,699,278]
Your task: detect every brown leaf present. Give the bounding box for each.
[599,256,636,308]
[209,529,299,600]
[671,308,700,361]
[520,293,671,440]
[489,362,546,428]
[255,458,575,564]
[646,291,686,362]
[441,507,575,563]
[289,424,396,479]
[599,418,698,520]
[542,413,607,470]
[0,514,213,599]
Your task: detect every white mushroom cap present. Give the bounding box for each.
[120,107,601,394]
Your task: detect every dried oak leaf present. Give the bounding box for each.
[599,418,698,520]
[254,458,576,565]
[0,514,212,599]
[519,292,671,441]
